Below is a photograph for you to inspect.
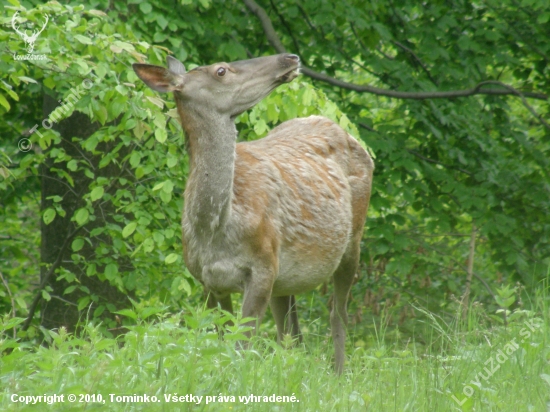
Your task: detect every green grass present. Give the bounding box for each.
[1,293,550,411]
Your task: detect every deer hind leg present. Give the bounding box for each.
[206,291,234,313]
[241,268,276,341]
[206,292,234,337]
[270,295,303,344]
[331,243,360,375]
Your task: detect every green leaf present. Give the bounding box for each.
[90,186,104,202]
[177,277,191,296]
[93,104,108,125]
[147,96,164,109]
[75,208,89,225]
[167,157,178,168]
[141,307,164,319]
[165,253,179,264]
[156,14,169,30]
[540,374,550,388]
[43,208,56,225]
[0,94,10,111]
[125,118,137,130]
[18,76,38,84]
[155,128,167,143]
[153,231,165,245]
[143,237,154,253]
[139,2,152,13]
[104,263,118,281]
[537,12,550,24]
[64,285,77,295]
[16,297,27,310]
[72,238,85,252]
[65,161,76,172]
[339,115,350,131]
[113,41,135,52]
[496,296,516,308]
[162,180,174,193]
[122,222,137,238]
[88,9,108,17]
[74,34,93,45]
[77,296,91,311]
[42,290,51,301]
[115,308,137,320]
[152,181,165,191]
[1,317,25,331]
[86,264,97,277]
[254,119,267,135]
[267,102,279,123]
[130,152,141,168]
[159,190,172,203]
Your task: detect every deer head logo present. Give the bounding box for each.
[11,11,49,54]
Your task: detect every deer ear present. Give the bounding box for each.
[132,64,182,93]
[167,56,186,75]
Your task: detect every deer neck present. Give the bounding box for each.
[177,101,236,235]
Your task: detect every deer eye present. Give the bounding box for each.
[216,67,227,77]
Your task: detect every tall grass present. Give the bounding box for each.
[1,287,549,411]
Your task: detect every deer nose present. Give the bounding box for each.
[285,54,300,63]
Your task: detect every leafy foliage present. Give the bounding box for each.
[0,0,548,346]
[250,0,550,322]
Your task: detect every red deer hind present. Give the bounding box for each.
[133,53,374,374]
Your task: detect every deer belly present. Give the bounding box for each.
[200,259,246,295]
[271,243,347,296]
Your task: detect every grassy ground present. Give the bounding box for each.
[1,291,549,411]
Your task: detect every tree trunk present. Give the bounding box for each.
[40,94,130,331]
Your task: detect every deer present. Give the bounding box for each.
[133,53,374,374]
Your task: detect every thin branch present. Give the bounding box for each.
[419,240,496,300]
[392,40,438,86]
[268,0,302,60]
[243,0,548,101]
[488,3,549,63]
[300,68,548,101]
[406,149,474,177]
[462,223,476,320]
[38,174,79,197]
[21,226,82,332]
[375,46,396,61]
[358,123,475,177]
[358,122,376,132]
[296,4,325,40]
[481,80,550,130]
[349,22,376,60]
[64,139,97,172]
[49,294,78,306]
[242,0,286,54]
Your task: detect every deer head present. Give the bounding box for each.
[133,54,300,119]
